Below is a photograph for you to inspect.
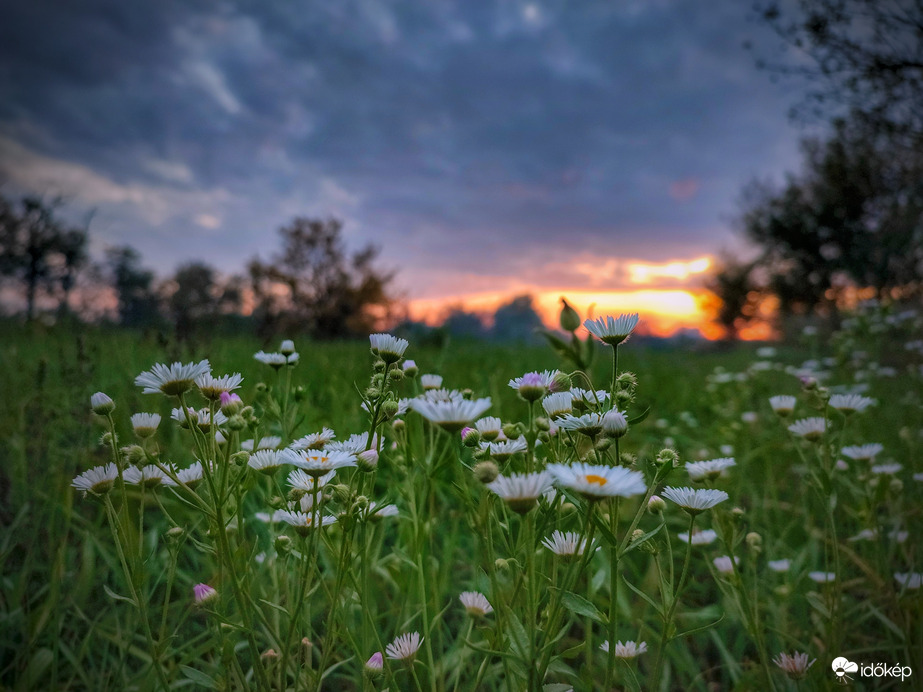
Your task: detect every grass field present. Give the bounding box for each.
[0,308,920,691]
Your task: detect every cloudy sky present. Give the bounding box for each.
[0,0,809,332]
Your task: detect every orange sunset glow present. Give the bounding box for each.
[402,255,763,339]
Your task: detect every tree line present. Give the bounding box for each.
[0,204,395,340]
[707,0,923,339]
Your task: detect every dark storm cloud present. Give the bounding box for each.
[0,0,800,290]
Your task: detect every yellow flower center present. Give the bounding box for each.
[585,474,607,486]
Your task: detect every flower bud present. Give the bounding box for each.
[333,484,352,504]
[231,451,250,467]
[550,371,572,392]
[388,368,404,382]
[616,371,637,390]
[193,583,218,606]
[365,387,381,399]
[90,392,115,415]
[745,531,763,554]
[293,385,307,402]
[889,478,904,494]
[648,495,666,514]
[595,438,613,452]
[602,410,628,438]
[365,652,384,675]
[656,448,679,468]
[274,534,293,555]
[121,445,146,466]
[502,423,521,440]
[227,415,246,431]
[166,526,185,541]
[534,416,551,432]
[280,339,296,356]
[380,399,400,420]
[614,390,632,410]
[358,449,379,471]
[402,360,418,377]
[392,419,405,434]
[474,461,499,484]
[559,298,581,332]
[494,558,510,571]
[462,427,481,447]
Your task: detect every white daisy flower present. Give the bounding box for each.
[362,502,399,521]
[555,412,604,437]
[420,374,443,390]
[677,529,718,545]
[481,438,528,461]
[661,487,729,514]
[279,339,296,355]
[72,463,119,495]
[290,428,337,451]
[283,449,357,477]
[195,372,243,400]
[288,468,332,495]
[171,407,227,431]
[548,462,646,500]
[135,360,211,396]
[584,313,640,345]
[542,530,590,556]
[787,417,827,441]
[685,458,736,481]
[773,652,816,680]
[276,510,336,536]
[741,411,758,423]
[248,450,286,475]
[487,472,554,513]
[409,396,492,432]
[241,436,283,452]
[90,392,115,415]
[123,464,170,488]
[168,461,204,488]
[767,559,791,572]
[829,393,874,413]
[369,333,409,363]
[459,591,493,617]
[418,388,465,403]
[542,392,574,418]
[871,463,903,475]
[474,416,504,441]
[254,351,288,368]
[808,571,836,584]
[385,632,422,661]
[599,640,647,658]
[894,572,922,590]
[841,443,884,461]
[327,432,377,454]
[508,370,559,401]
[713,555,739,574]
[570,388,610,406]
[131,413,161,438]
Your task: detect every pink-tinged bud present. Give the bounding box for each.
[220,391,243,416]
[461,427,481,447]
[357,448,379,471]
[193,583,218,605]
[365,652,384,673]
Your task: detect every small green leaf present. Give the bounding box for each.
[560,591,606,624]
[622,575,663,617]
[180,665,218,688]
[626,406,651,426]
[103,584,136,607]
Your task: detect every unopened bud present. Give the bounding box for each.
[656,448,679,468]
[494,558,510,571]
[293,385,307,402]
[746,532,762,553]
[462,427,481,447]
[121,445,145,465]
[358,449,379,471]
[474,461,500,484]
[231,451,250,467]
[559,299,581,332]
[220,392,243,416]
[332,484,352,504]
[380,400,400,420]
[90,392,115,415]
[280,339,296,356]
[648,495,666,513]
[502,423,521,440]
[534,416,551,432]
[392,419,405,434]
[227,415,246,431]
[402,360,418,377]
[550,371,573,393]
[274,535,293,554]
[166,526,185,541]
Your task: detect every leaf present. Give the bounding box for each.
[180,665,218,688]
[544,685,575,692]
[621,523,663,556]
[258,599,291,616]
[103,584,137,607]
[626,406,651,426]
[675,613,725,639]
[560,591,606,624]
[504,607,530,660]
[622,575,663,617]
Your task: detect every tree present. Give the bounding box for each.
[0,195,88,320]
[490,294,544,343]
[730,117,923,323]
[753,0,923,145]
[105,245,161,327]
[249,217,394,338]
[167,261,219,340]
[704,257,765,340]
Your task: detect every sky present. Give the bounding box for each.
[0,0,809,335]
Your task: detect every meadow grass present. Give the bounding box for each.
[0,311,920,691]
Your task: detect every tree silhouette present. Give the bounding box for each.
[249,217,394,338]
[0,195,88,320]
[105,245,161,327]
